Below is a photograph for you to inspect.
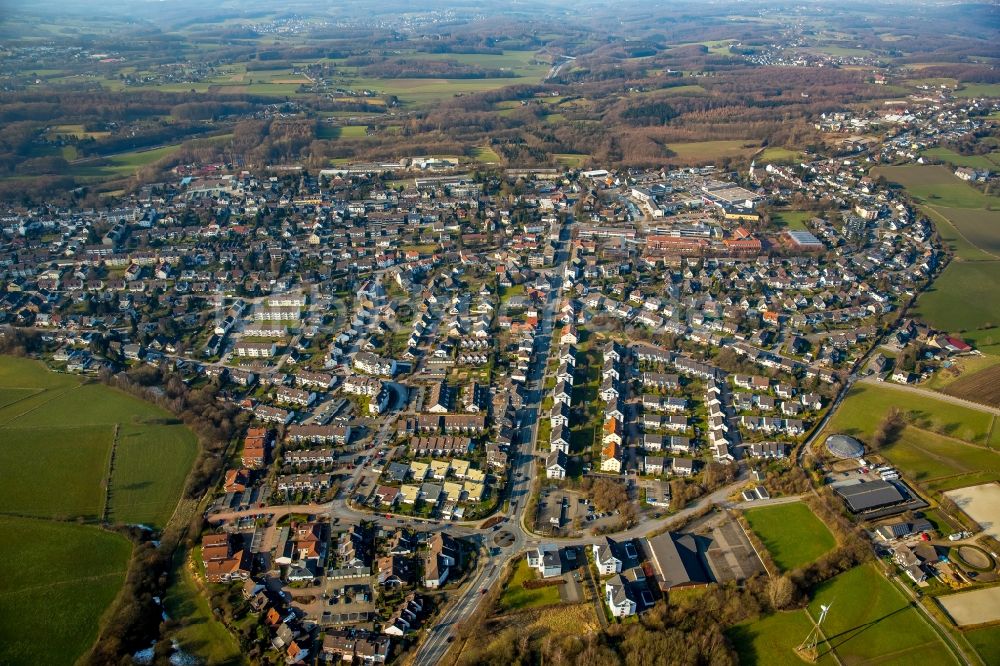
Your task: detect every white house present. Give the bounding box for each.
[527,544,562,579]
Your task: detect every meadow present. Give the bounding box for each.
[317,124,368,140]
[0,424,114,520]
[0,515,131,665]
[875,165,1000,210]
[744,502,836,571]
[757,147,806,164]
[963,626,1000,663]
[0,356,198,528]
[666,140,760,164]
[921,147,1000,171]
[914,261,1000,354]
[0,357,199,664]
[728,610,833,666]
[472,145,502,164]
[824,382,995,445]
[729,564,957,665]
[68,144,184,181]
[808,564,958,664]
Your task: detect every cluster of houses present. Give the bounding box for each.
[599,341,628,474]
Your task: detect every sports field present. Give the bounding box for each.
[744,502,836,571]
[771,210,813,231]
[758,147,806,164]
[0,515,131,665]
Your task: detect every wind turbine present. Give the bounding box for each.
[796,602,832,661]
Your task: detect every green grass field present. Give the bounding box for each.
[955,83,1000,98]
[69,144,182,181]
[875,165,1000,210]
[317,124,368,139]
[744,502,836,571]
[554,153,589,167]
[881,427,1000,494]
[0,357,198,527]
[930,207,1000,256]
[824,382,995,445]
[0,515,131,665]
[728,610,833,666]
[472,145,501,163]
[666,140,759,164]
[915,261,1000,354]
[758,147,806,164]
[921,147,1000,171]
[0,425,113,520]
[964,625,1000,663]
[808,564,958,664]
[499,558,562,611]
[771,210,814,231]
[112,423,198,527]
[0,387,39,409]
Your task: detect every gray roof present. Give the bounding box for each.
[825,434,864,459]
[645,532,708,589]
[386,462,410,481]
[836,480,905,512]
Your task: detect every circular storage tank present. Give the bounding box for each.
[825,434,864,459]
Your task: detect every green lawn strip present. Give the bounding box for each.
[110,423,198,528]
[164,550,245,666]
[744,502,836,571]
[0,425,114,519]
[499,557,562,611]
[0,516,131,665]
[808,564,956,664]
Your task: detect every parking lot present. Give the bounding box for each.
[536,488,588,533]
